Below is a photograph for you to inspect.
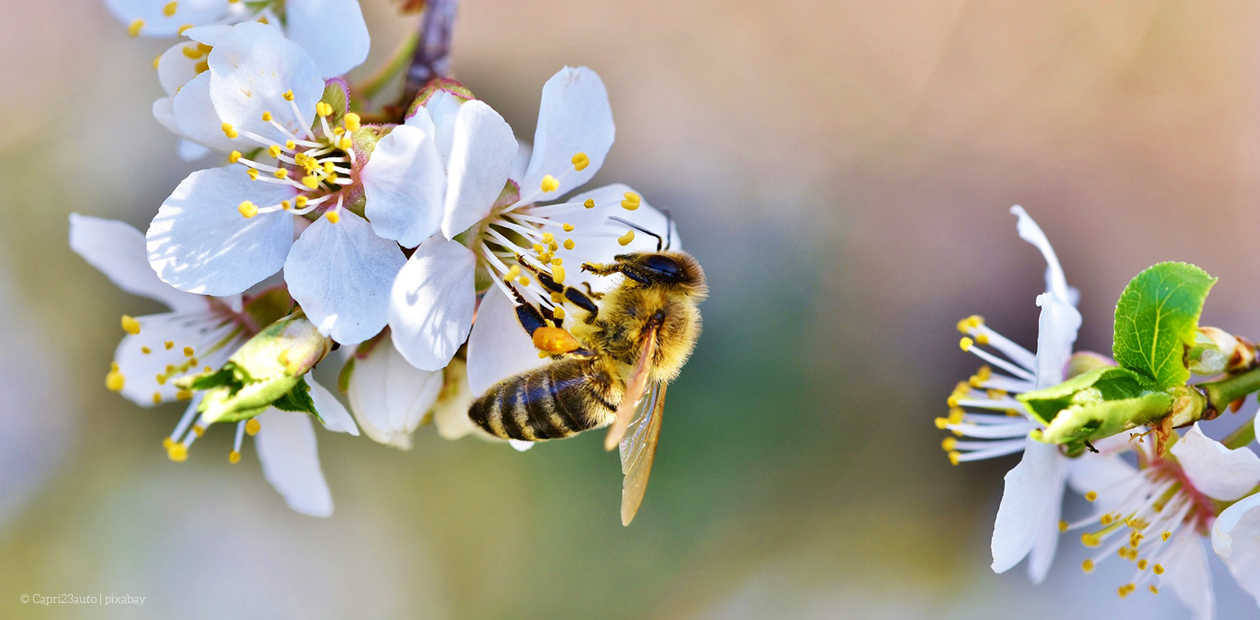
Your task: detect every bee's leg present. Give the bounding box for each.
[514,254,565,294]
[515,254,601,323]
[563,287,601,324]
[581,282,605,300]
[505,283,549,337]
[581,261,650,285]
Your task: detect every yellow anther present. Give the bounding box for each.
[166,442,188,462]
[1149,585,1158,595]
[301,175,320,190]
[246,418,261,436]
[1137,559,1148,570]
[121,314,141,335]
[228,450,241,464]
[281,200,292,211]
[551,292,563,303]
[968,365,992,387]
[933,417,949,429]
[1082,559,1094,573]
[316,102,333,117]
[1152,563,1165,575]
[621,192,641,210]
[947,451,960,465]
[550,259,563,268]
[519,276,531,287]
[1059,520,1068,533]
[1118,585,1131,599]
[551,265,567,284]
[618,230,635,246]
[261,111,273,122]
[1081,533,1101,548]
[141,346,152,355]
[238,201,258,219]
[247,168,260,181]
[162,437,175,449]
[176,390,192,401]
[194,59,208,73]
[540,175,560,193]
[106,362,125,392]
[506,265,521,279]
[155,373,168,386]
[165,341,174,350]
[256,15,268,24]
[178,23,194,35]
[183,346,195,357]
[221,122,238,139]
[282,90,294,101]
[274,168,289,179]
[325,210,341,224]
[975,333,990,345]
[986,388,1007,400]
[284,140,295,150]
[338,136,352,151]
[182,44,203,59]
[548,241,558,252]
[533,243,545,254]
[1161,531,1171,541]
[127,19,145,38]
[941,437,957,451]
[552,306,566,320]
[1101,514,1114,526]
[152,392,163,404]
[152,54,162,70]
[322,162,336,176]
[583,199,595,209]
[192,425,205,437]
[163,1,178,16]
[197,43,211,54]
[228,150,242,163]
[1085,491,1098,502]
[563,239,576,250]
[294,196,308,209]
[344,112,361,132]
[959,337,974,352]
[268,144,282,158]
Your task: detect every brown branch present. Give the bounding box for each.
[403,0,460,100]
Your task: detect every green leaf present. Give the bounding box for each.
[272,377,324,424]
[1018,366,1179,451]
[1112,262,1216,388]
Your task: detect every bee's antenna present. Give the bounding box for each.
[663,209,673,250]
[608,216,663,252]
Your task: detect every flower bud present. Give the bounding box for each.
[1021,367,1176,452]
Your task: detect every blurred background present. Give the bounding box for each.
[3,0,1260,617]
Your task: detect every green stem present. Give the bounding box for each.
[355,33,420,103]
[1224,416,1257,449]
[1201,365,1260,412]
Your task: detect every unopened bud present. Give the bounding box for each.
[1021,367,1176,452]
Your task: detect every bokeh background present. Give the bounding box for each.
[4,0,1260,617]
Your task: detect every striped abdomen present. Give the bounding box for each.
[468,359,618,441]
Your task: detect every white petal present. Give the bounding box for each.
[388,237,476,371]
[551,184,678,293]
[254,409,333,517]
[147,166,297,295]
[208,22,324,147]
[157,42,203,97]
[171,71,239,153]
[360,125,445,248]
[1214,495,1260,608]
[1160,536,1214,620]
[113,311,242,407]
[1170,423,1260,501]
[518,67,614,203]
[285,0,370,78]
[403,103,437,135]
[153,96,183,140]
[183,24,234,47]
[347,335,443,449]
[177,139,211,161]
[70,214,204,312]
[512,142,532,181]
[509,440,535,452]
[990,440,1066,580]
[103,0,228,37]
[1067,453,1144,516]
[466,288,547,397]
[285,211,403,345]
[1010,206,1071,305]
[441,101,517,239]
[1032,292,1080,389]
[308,378,358,436]
[422,90,465,164]
[432,360,481,441]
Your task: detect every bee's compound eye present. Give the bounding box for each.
[642,254,683,281]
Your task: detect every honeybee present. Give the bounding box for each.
[468,224,707,525]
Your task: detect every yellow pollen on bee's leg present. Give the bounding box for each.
[959,337,974,352]
[163,1,178,16]
[121,314,141,335]
[583,199,595,209]
[228,150,242,163]
[238,201,258,218]
[106,362,125,392]
[541,175,560,193]
[221,123,238,139]
[229,450,241,464]
[344,112,361,132]
[618,230,635,246]
[166,442,188,462]
[621,192,641,210]
[246,418,261,436]
[127,19,145,38]
[283,90,295,101]
[571,152,590,171]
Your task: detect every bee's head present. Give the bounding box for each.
[613,251,707,296]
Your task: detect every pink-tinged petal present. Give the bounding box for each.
[208,22,323,147]
[254,409,333,517]
[361,124,445,248]
[466,288,547,397]
[69,214,204,312]
[1032,292,1080,388]
[441,101,517,239]
[346,334,443,449]
[1160,535,1214,620]
[171,71,238,153]
[990,440,1066,581]
[285,211,404,345]
[147,166,298,295]
[1010,206,1073,305]
[308,377,358,436]
[285,0,370,78]
[388,237,476,371]
[103,0,228,37]
[1213,494,1260,609]
[517,67,614,203]
[1171,423,1260,501]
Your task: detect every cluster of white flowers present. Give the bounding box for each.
[943,207,1260,618]
[81,1,674,516]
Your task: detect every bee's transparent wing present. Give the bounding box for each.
[619,380,666,526]
[603,325,657,450]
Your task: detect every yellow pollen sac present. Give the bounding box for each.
[281,200,292,211]
[1082,559,1094,573]
[532,243,545,254]
[106,363,125,392]
[283,90,295,101]
[228,150,242,163]
[959,337,974,352]
[221,122,238,139]
[540,175,560,193]
[295,195,309,208]
[316,102,333,117]
[176,390,192,401]
[1081,533,1101,548]
[152,392,163,404]
[571,152,590,171]
[183,346,195,357]
[561,223,575,233]
[165,341,175,350]
[975,333,990,345]
[141,346,152,355]
[533,326,580,354]
[274,169,289,179]
[1137,559,1148,570]
[940,437,956,451]
[325,210,341,224]
[1161,531,1172,541]
[1085,491,1098,502]
[247,168,260,181]
[246,418,261,436]
[344,112,361,132]
[946,451,960,465]
[302,175,320,190]
[583,199,595,209]
[618,230,635,246]
[229,450,241,464]
[163,1,178,16]
[181,44,203,59]
[268,144,282,158]
[178,23,194,35]
[1058,520,1068,533]
[552,306,566,320]
[551,265,567,284]
[238,201,258,219]
[167,442,188,462]
[261,111,273,122]
[127,19,145,38]
[121,314,141,335]
[933,417,949,430]
[1152,563,1165,575]
[563,239,576,250]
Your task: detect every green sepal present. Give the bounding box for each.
[1019,366,1176,451]
[319,78,351,126]
[271,377,325,424]
[405,77,474,120]
[1112,262,1216,389]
